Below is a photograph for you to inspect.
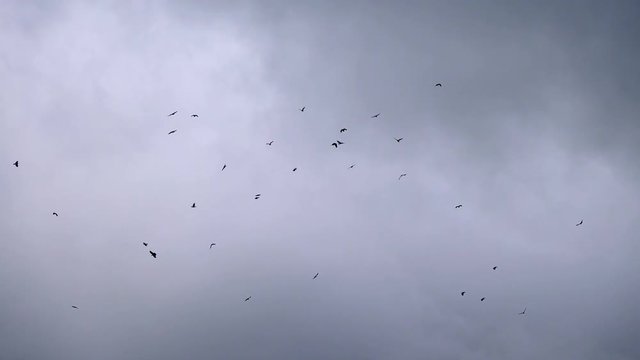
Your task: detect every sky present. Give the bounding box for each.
[1,1,639,359]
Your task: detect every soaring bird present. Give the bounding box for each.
[266,141,274,146]
[576,219,583,226]
[143,242,148,246]
[191,114,198,117]
[71,306,79,309]
[435,83,442,87]
[492,266,497,270]
[168,111,178,116]
[13,161,19,167]
[168,129,177,135]
[398,173,407,180]
[292,167,297,172]
[461,291,466,296]
[210,243,216,249]
[149,251,157,258]
[254,194,261,199]
[340,128,347,133]
[191,203,196,208]
[221,164,226,171]
[371,113,381,118]
[394,137,403,143]
[349,164,355,169]
[313,273,319,279]
[52,212,59,216]
[519,307,527,315]
[336,140,344,145]
[455,204,462,208]
[299,106,305,112]
[331,142,338,148]
[480,297,485,301]
[244,296,252,302]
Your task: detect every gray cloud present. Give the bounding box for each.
[1,1,639,359]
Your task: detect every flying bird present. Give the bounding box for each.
[492,266,497,270]
[254,194,261,199]
[143,242,148,247]
[480,297,486,301]
[461,291,466,296]
[398,173,407,180]
[313,273,319,279]
[221,164,226,171]
[435,83,442,87]
[340,128,347,133]
[336,140,344,145]
[331,142,338,148]
[13,161,18,167]
[349,164,355,169]
[299,106,305,112]
[266,141,274,146]
[168,129,177,135]
[292,167,297,172]
[191,114,198,117]
[168,111,177,116]
[244,296,252,302]
[371,113,381,118]
[210,243,216,249]
[149,251,157,258]
[576,219,583,226]
[519,307,527,315]
[52,212,59,216]
[455,204,462,208]
[71,306,79,309]
[191,203,196,208]
[394,137,403,143]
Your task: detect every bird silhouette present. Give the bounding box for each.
[168,111,177,116]
[191,203,196,208]
[254,194,261,199]
[349,164,355,169]
[210,243,216,249]
[12,161,18,167]
[435,83,442,87]
[371,113,381,118]
[149,251,157,258]
[71,305,79,309]
[394,137,403,143]
[461,291,466,296]
[492,266,497,270]
[519,307,527,315]
[340,128,347,133]
[143,242,148,246]
[331,142,338,148]
[576,219,583,226]
[168,129,177,135]
[336,140,344,145]
[292,167,297,172]
[480,297,485,301]
[221,164,226,171]
[191,114,198,117]
[244,296,252,302]
[313,273,319,279]
[266,141,274,146]
[398,173,407,180]
[455,204,462,208]
[52,212,59,216]
[299,106,305,112]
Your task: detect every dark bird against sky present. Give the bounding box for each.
[244,296,252,302]
[210,243,216,249]
[149,251,157,258]
[398,173,407,180]
[340,128,347,133]
[168,111,177,116]
[143,242,148,247]
[455,204,462,208]
[299,106,305,112]
[576,219,583,226]
[313,273,319,279]
[266,140,274,146]
[52,212,58,216]
[12,161,18,167]
[394,137,403,143]
[221,164,226,171]
[168,129,177,135]
[371,113,380,118]
[519,307,527,315]
[435,83,442,87]
[191,114,198,117]
[191,203,196,208]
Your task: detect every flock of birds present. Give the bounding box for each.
[9,82,586,314]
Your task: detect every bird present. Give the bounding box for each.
[168,111,177,116]
[292,167,297,172]
[149,251,157,258]
[71,305,79,309]
[371,113,381,118]
[455,204,462,208]
[492,266,497,270]
[331,142,338,148]
[340,128,347,133]
[398,173,407,180]
[394,137,403,143]
[221,164,226,171]
[461,291,466,296]
[313,273,319,279]
[244,296,252,302]
[52,212,59,216]
[336,140,344,145]
[348,164,355,169]
[519,307,527,315]
[191,203,196,208]
[191,114,198,117]
[143,242,148,246]
[266,141,274,146]
[254,194,261,199]
[576,219,583,226]
[480,297,485,301]
[168,129,177,135]
[299,106,305,112]
[210,243,216,249]
[435,83,442,87]
[12,161,18,167]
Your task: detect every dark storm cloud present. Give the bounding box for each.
[1,1,639,359]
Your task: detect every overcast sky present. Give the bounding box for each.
[1,1,639,359]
